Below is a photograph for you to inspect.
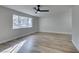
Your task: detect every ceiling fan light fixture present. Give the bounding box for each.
[37,11,40,13]
[35,10,40,14]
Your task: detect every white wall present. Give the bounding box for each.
[0,6,39,44]
[72,6,79,51]
[39,9,72,34]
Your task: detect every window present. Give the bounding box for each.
[13,14,32,29]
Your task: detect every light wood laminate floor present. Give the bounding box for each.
[0,32,78,53]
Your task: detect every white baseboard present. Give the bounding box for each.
[0,32,36,44]
[72,39,79,51]
[39,31,72,35]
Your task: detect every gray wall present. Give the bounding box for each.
[0,6,39,43]
[72,6,79,51]
[39,9,72,34]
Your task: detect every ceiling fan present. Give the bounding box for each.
[33,5,49,14]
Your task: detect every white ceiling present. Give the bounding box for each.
[3,5,72,17]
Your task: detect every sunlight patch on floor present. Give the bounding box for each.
[1,40,26,53]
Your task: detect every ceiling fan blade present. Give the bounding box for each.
[40,10,49,12]
[33,7,37,10]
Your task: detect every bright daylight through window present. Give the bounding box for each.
[13,14,32,29]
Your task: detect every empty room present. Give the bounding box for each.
[0,5,78,53]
